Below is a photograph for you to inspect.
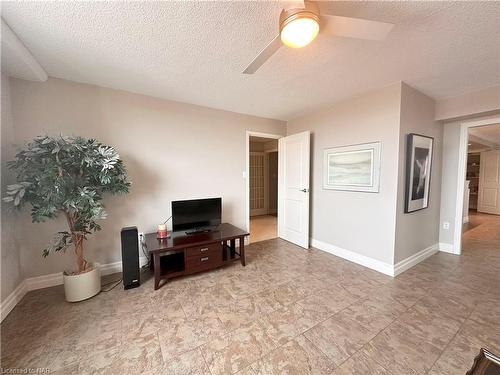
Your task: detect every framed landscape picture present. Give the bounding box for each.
[405,133,434,213]
[323,142,381,192]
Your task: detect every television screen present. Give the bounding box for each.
[171,198,222,232]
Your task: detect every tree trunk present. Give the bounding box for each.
[65,211,88,274]
[74,234,87,273]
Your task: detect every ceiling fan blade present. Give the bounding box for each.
[243,34,282,74]
[320,15,394,41]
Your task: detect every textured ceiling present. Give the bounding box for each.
[1,1,499,120]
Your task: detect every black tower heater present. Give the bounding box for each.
[120,226,140,289]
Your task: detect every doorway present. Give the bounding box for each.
[245,130,311,248]
[248,134,279,243]
[459,122,500,253]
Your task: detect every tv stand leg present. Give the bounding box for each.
[230,239,236,259]
[153,252,161,290]
[240,236,246,266]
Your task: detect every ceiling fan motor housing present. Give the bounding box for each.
[279,1,321,33]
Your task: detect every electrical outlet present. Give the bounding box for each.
[443,222,450,230]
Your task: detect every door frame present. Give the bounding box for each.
[245,131,283,239]
[453,115,500,254]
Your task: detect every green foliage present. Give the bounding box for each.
[4,135,130,259]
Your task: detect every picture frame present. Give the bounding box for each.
[323,142,381,192]
[405,133,434,213]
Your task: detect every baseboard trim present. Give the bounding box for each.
[1,256,148,322]
[438,242,456,254]
[393,243,439,276]
[310,238,395,277]
[1,280,27,322]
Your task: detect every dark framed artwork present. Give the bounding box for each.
[405,133,434,213]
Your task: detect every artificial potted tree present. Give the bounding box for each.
[3,135,130,302]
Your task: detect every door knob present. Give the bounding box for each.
[300,188,309,192]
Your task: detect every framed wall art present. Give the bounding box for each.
[323,142,381,193]
[405,133,434,213]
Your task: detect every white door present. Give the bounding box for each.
[478,150,500,215]
[278,131,310,248]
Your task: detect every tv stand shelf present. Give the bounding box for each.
[145,223,249,290]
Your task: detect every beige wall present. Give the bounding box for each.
[394,83,443,263]
[7,77,286,278]
[287,84,402,265]
[435,85,500,121]
[1,74,23,302]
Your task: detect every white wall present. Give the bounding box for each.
[439,122,462,246]
[394,83,443,263]
[7,77,286,278]
[1,74,23,302]
[287,84,402,265]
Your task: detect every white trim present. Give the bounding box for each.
[245,131,283,240]
[453,115,500,255]
[439,242,455,253]
[311,238,395,276]
[1,280,27,322]
[393,243,439,276]
[1,256,148,322]
[311,238,440,277]
[25,272,63,291]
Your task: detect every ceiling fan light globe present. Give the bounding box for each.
[280,17,319,48]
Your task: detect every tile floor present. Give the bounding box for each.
[1,232,499,374]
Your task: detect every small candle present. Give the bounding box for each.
[157,224,168,239]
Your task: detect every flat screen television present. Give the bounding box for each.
[171,198,222,233]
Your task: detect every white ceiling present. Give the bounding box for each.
[1,1,499,120]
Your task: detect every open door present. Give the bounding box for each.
[278,131,310,248]
[478,150,500,215]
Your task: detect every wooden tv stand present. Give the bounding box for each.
[144,223,249,290]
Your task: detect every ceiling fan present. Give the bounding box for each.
[243,0,394,74]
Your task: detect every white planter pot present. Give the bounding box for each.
[63,262,101,302]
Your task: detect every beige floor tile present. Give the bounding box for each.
[161,347,210,375]
[332,349,397,375]
[296,285,360,315]
[428,332,485,375]
[251,335,335,375]
[363,323,442,375]
[341,294,407,335]
[158,313,225,359]
[304,312,375,365]
[200,319,278,374]
[263,302,331,346]
[269,281,309,307]
[2,226,499,374]
[396,305,462,349]
[78,333,162,375]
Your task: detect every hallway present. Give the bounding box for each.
[249,215,277,243]
[462,211,500,253]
